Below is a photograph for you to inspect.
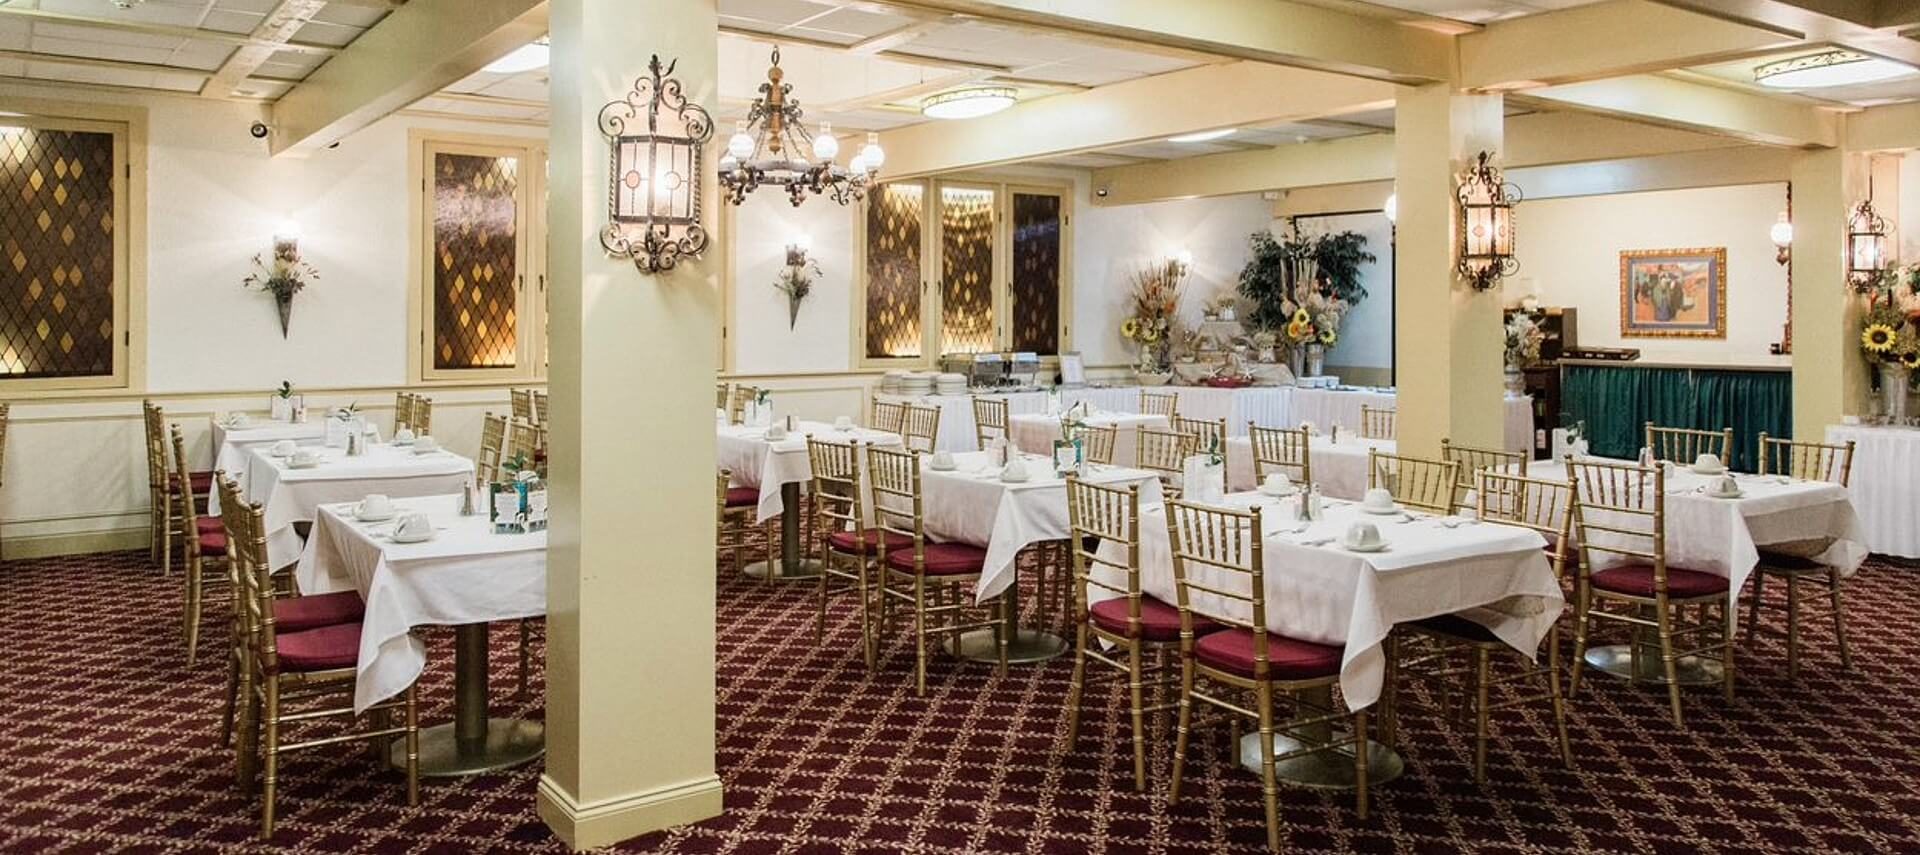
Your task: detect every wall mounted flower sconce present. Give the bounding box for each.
[599,54,714,274]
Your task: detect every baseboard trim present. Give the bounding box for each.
[5,526,146,561]
[536,772,723,851]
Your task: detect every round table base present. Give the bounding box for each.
[1583,644,1725,686]
[394,717,545,777]
[943,627,1068,663]
[742,558,825,582]
[1237,732,1404,789]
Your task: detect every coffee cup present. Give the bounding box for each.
[766,423,789,441]
[930,450,956,470]
[358,494,393,519]
[1344,520,1385,550]
[1714,475,1740,496]
[1692,452,1724,473]
[1000,457,1031,483]
[1361,487,1396,513]
[834,415,855,431]
[291,449,320,467]
[394,512,433,541]
[270,439,297,457]
[228,413,250,428]
[1261,473,1293,495]
[394,427,416,443]
[412,435,439,453]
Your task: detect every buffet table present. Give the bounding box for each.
[1825,424,1920,558]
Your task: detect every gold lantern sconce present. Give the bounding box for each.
[1846,178,1888,291]
[1456,151,1520,291]
[599,55,714,274]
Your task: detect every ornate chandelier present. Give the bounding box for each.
[719,47,884,207]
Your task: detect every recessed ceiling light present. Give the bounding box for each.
[485,37,550,74]
[920,87,1017,120]
[1755,50,1916,89]
[1166,128,1236,143]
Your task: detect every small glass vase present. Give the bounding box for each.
[1504,367,1527,398]
[1305,343,1325,377]
[1288,346,1306,379]
[1879,362,1911,424]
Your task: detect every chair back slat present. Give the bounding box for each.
[409,395,433,435]
[1248,423,1311,486]
[807,438,867,543]
[870,400,906,434]
[1756,432,1854,486]
[1441,437,1527,506]
[727,385,761,425]
[1476,469,1576,576]
[1166,499,1269,668]
[1359,405,1396,440]
[1134,427,1195,496]
[1172,416,1227,464]
[511,388,534,423]
[478,412,508,483]
[167,425,201,544]
[533,391,547,425]
[1366,450,1459,515]
[1645,422,1733,466]
[971,397,1009,450]
[1066,478,1144,623]
[901,404,941,453]
[1077,424,1117,465]
[1568,457,1671,582]
[1140,390,1179,419]
[865,445,925,569]
[715,382,730,410]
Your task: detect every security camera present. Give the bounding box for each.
[249,121,270,140]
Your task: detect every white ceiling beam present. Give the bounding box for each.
[0,47,217,81]
[875,0,1454,83]
[847,19,949,54]
[201,1,329,98]
[268,0,545,154]
[1090,111,1752,205]
[1846,101,1920,151]
[718,25,1017,74]
[1517,74,1841,147]
[0,7,340,56]
[875,60,1394,179]
[1460,0,1800,89]
[1647,0,1920,66]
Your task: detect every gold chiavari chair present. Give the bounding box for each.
[1392,470,1576,783]
[1747,434,1858,678]
[394,391,416,432]
[1172,416,1228,462]
[1165,499,1371,846]
[1567,457,1734,726]
[728,385,761,425]
[1366,450,1459,515]
[867,445,1007,695]
[972,396,1009,450]
[506,418,541,469]
[1645,422,1733,466]
[901,404,941,453]
[1136,428,1195,498]
[533,390,548,425]
[409,395,434,435]
[145,401,211,575]
[1063,478,1219,790]
[1078,424,1118,466]
[1440,437,1527,508]
[715,382,731,410]
[511,388,534,424]
[716,468,760,576]
[1359,405,1397,440]
[1140,389,1179,420]
[216,474,365,748]
[810,438,892,668]
[1248,423,1312,487]
[871,400,906,434]
[172,424,229,666]
[232,493,417,839]
[477,413,509,484]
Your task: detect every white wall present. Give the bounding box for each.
[728,191,855,375]
[1514,182,1791,366]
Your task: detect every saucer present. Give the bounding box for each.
[1359,503,1402,515]
[1707,488,1744,499]
[355,504,395,522]
[929,461,958,471]
[391,437,415,446]
[287,459,322,470]
[268,448,295,458]
[390,528,436,544]
[1342,538,1390,553]
[999,468,1031,484]
[1258,484,1296,498]
[1690,464,1728,475]
[410,446,442,456]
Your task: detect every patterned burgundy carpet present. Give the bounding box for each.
[5,546,1920,854]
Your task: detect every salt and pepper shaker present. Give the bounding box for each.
[459,480,477,516]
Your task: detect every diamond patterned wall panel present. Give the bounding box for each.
[0,128,116,378]
[1010,192,1060,355]
[939,186,995,355]
[432,152,520,370]
[864,182,924,359]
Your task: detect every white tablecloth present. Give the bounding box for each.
[1094,492,1561,711]
[210,420,327,485]
[1290,388,1533,453]
[1008,412,1169,466]
[296,494,545,713]
[716,421,904,523]
[1825,424,1920,558]
[230,443,476,570]
[1225,435,1394,500]
[1529,459,1868,607]
[912,451,1163,601]
[1168,387,1294,436]
[873,391,1050,453]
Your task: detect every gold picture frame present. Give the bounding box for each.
[1619,247,1727,339]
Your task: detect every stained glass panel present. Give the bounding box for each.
[1010,192,1061,354]
[432,151,520,370]
[864,182,923,359]
[939,186,995,355]
[0,128,116,378]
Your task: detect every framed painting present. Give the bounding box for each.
[1619,247,1727,338]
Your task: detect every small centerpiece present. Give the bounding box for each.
[1121,259,1184,385]
[1504,313,1544,397]
[773,243,821,330]
[243,233,318,338]
[1054,401,1089,475]
[491,452,549,534]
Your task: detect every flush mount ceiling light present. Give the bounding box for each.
[920,87,1017,120]
[1755,50,1916,88]
[1167,128,1237,143]
[485,37,550,74]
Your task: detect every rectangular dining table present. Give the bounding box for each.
[716,420,904,579]
[296,494,545,777]
[220,442,476,570]
[1226,433,1394,499]
[210,418,328,485]
[1007,411,1169,466]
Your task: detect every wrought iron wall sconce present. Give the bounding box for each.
[1847,178,1888,291]
[599,54,713,274]
[1456,151,1519,291]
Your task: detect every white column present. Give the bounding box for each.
[537,0,723,849]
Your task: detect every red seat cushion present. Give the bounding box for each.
[884,541,988,576]
[723,487,759,508]
[1408,612,1503,645]
[274,591,365,633]
[1088,595,1218,642]
[826,528,912,556]
[1192,627,1343,681]
[272,622,361,673]
[1589,563,1728,599]
[1756,549,1826,572]
[196,530,227,558]
[168,471,215,494]
[196,517,224,535]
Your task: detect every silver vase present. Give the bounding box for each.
[1305,343,1325,377]
[1288,346,1305,379]
[1880,362,1911,423]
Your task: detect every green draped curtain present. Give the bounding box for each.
[1559,364,1792,472]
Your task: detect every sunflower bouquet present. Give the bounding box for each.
[1120,259,1185,372]
[1860,301,1913,365]
[1278,275,1350,351]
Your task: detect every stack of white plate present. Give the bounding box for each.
[898,372,935,396]
[935,373,969,396]
[880,371,906,395]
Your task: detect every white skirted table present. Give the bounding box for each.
[223,443,475,570]
[1824,424,1920,558]
[1225,434,1395,499]
[297,494,546,776]
[715,420,903,579]
[210,419,327,486]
